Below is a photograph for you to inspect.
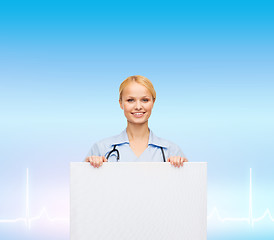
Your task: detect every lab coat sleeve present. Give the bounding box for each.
[83,142,101,162]
[89,142,101,156]
[167,143,186,159]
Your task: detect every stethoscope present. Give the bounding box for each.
[106,145,166,162]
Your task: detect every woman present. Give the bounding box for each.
[85,75,188,168]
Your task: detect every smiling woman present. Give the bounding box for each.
[84,75,188,167]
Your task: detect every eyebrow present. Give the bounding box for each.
[127,96,150,98]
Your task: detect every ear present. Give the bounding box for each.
[119,98,123,110]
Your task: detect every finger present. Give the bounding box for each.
[169,157,175,167]
[95,158,100,168]
[171,156,179,167]
[176,157,181,167]
[174,157,178,167]
[89,156,95,165]
[103,156,108,162]
[92,157,97,168]
[98,157,104,167]
[180,157,188,167]
[88,156,93,167]
[91,160,96,168]
[89,157,95,167]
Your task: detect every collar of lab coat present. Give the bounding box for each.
[111,128,168,148]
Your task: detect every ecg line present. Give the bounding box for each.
[0,168,273,229]
[0,168,68,229]
[207,168,274,226]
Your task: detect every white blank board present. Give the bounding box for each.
[70,162,207,240]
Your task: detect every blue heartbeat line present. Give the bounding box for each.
[0,168,273,229]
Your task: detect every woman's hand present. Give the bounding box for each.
[85,156,108,168]
[167,156,188,168]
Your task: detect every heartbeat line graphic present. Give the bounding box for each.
[0,169,68,229]
[0,168,273,229]
[207,168,274,226]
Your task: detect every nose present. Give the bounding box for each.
[135,100,142,110]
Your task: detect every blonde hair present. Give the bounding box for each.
[119,75,156,101]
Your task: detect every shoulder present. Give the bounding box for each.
[163,138,182,153]
[150,130,180,149]
[85,133,121,159]
[92,132,121,150]
[165,139,185,158]
[150,130,184,157]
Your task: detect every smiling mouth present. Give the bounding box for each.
[132,112,145,117]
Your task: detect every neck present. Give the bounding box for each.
[126,122,150,141]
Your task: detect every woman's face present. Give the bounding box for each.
[119,82,155,125]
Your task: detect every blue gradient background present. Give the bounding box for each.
[0,0,273,239]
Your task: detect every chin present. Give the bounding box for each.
[128,119,149,125]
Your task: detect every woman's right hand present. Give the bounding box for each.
[85,156,108,168]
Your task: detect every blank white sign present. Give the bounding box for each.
[70,162,207,240]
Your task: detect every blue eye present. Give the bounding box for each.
[142,99,149,102]
[127,99,134,102]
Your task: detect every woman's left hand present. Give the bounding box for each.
[167,156,188,168]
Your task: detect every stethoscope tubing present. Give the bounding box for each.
[106,145,166,162]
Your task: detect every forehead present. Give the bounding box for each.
[122,82,151,96]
